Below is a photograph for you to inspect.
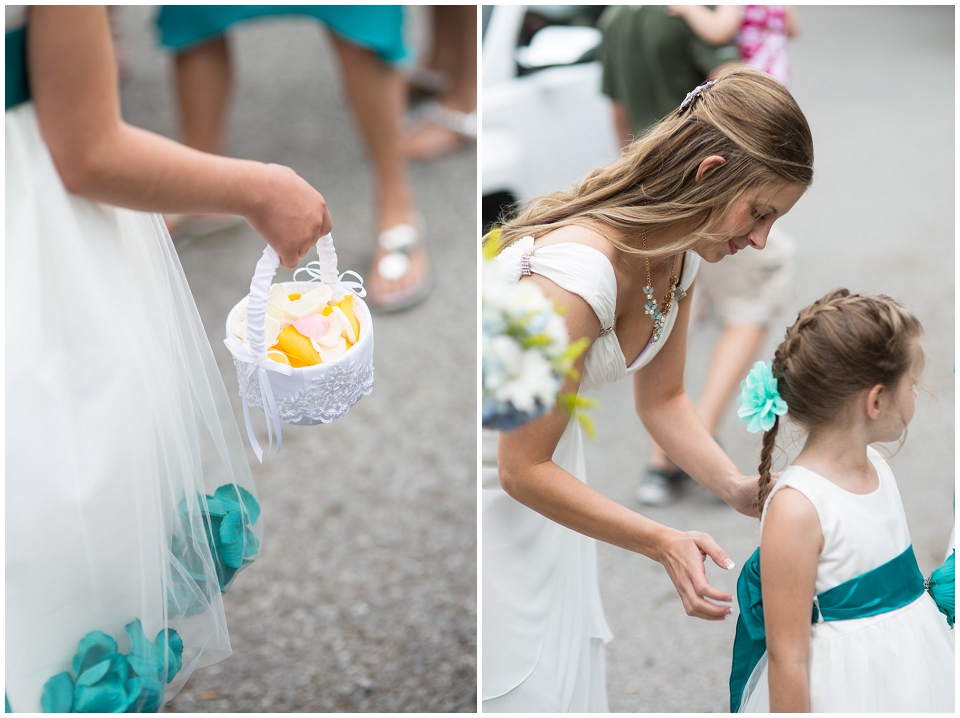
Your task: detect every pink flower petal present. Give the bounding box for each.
[292,314,330,339]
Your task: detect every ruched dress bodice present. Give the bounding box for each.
[495,235,700,390]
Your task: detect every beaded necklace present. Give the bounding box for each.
[641,232,680,344]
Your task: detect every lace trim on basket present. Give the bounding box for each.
[235,360,375,424]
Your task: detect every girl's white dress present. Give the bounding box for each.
[6,8,261,712]
[738,447,955,712]
[482,235,700,712]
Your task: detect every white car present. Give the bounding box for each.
[482,5,620,232]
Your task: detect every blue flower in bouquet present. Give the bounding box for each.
[40,621,182,713]
[737,361,787,433]
[482,251,592,433]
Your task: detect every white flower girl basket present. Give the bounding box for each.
[224,234,374,461]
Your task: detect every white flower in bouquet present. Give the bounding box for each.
[482,232,596,433]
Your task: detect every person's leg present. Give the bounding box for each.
[638,323,766,505]
[174,36,231,155]
[165,36,245,239]
[695,324,766,434]
[407,5,457,101]
[328,34,428,311]
[402,6,477,160]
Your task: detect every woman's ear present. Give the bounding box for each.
[695,155,726,182]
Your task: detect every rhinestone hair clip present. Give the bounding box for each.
[679,80,716,112]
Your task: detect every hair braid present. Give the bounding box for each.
[757,416,780,518]
[756,289,924,520]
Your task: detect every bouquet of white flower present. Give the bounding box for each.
[482,241,594,433]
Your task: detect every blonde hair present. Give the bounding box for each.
[487,66,814,260]
[757,289,924,515]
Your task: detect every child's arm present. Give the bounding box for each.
[667,5,744,46]
[27,6,330,269]
[760,487,822,712]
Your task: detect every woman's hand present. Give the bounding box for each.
[727,474,762,518]
[655,527,736,620]
[243,164,333,269]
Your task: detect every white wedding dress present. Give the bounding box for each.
[6,7,261,711]
[482,235,700,712]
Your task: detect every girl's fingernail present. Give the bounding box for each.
[723,558,735,570]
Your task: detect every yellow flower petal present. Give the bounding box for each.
[336,294,361,341]
[276,325,320,366]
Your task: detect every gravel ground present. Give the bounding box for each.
[587,6,955,712]
[115,6,476,712]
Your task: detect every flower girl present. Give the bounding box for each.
[730,289,954,712]
[6,6,331,712]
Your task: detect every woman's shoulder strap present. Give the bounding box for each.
[496,236,618,328]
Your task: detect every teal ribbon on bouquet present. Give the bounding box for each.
[728,544,949,712]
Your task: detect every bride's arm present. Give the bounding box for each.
[633,282,759,517]
[498,274,736,621]
[27,6,330,269]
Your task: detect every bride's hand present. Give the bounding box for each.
[655,528,735,621]
[245,164,333,269]
[726,474,762,518]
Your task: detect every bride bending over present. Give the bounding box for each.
[482,67,813,712]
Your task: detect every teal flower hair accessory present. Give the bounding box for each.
[737,361,787,433]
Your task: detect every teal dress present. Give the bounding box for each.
[156,5,410,64]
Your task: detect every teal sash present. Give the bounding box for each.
[6,26,30,109]
[729,544,925,713]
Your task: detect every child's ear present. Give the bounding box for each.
[865,384,885,420]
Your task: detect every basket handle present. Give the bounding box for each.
[240,234,331,462]
[247,233,358,361]
[245,244,282,365]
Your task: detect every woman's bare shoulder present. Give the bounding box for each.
[535,223,619,263]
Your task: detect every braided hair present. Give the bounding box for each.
[757,289,924,516]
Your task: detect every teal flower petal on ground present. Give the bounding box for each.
[40,673,75,712]
[737,361,787,434]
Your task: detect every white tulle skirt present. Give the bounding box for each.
[739,593,955,712]
[5,103,261,712]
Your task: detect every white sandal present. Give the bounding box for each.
[407,100,477,140]
[368,223,432,313]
